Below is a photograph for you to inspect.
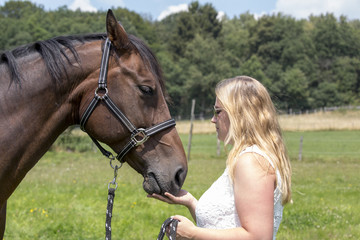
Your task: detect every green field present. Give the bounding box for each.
[4,131,360,239]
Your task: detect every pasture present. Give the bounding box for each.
[4,110,360,239]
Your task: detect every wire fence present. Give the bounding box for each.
[176,105,360,121]
[181,130,360,162]
[283,105,360,116]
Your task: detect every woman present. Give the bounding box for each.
[150,76,292,239]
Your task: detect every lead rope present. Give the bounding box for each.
[105,163,121,240]
[104,161,178,240]
[157,218,179,240]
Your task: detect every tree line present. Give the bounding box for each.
[1,1,360,118]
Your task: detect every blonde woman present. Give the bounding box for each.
[150,76,292,239]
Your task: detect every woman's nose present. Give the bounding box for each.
[211,115,216,123]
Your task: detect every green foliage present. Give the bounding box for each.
[5,130,360,239]
[166,1,221,58]
[50,129,94,153]
[277,67,309,110]
[1,1,360,116]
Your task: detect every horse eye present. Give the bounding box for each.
[139,85,154,96]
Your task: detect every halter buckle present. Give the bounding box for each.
[131,128,149,146]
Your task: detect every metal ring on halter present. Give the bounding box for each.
[131,128,149,146]
[108,180,118,190]
[110,158,123,170]
[108,164,119,190]
[95,87,108,99]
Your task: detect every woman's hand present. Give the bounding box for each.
[172,215,197,240]
[149,190,198,222]
[148,189,196,208]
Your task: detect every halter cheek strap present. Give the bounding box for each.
[80,38,176,164]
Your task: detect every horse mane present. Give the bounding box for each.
[0,34,105,85]
[0,33,166,94]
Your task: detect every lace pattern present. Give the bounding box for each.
[195,145,283,239]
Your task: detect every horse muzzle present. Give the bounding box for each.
[143,167,187,196]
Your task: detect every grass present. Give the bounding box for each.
[280,161,360,239]
[283,131,360,161]
[4,128,360,239]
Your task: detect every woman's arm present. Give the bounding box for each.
[232,152,275,239]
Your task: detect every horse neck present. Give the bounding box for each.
[0,40,102,203]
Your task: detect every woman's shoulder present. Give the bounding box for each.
[235,146,276,176]
[232,152,276,195]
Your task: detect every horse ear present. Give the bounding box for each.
[106,9,130,51]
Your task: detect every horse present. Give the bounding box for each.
[0,10,187,238]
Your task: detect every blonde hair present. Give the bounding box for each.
[215,76,292,204]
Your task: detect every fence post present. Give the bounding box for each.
[187,99,196,161]
[298,135,303,161]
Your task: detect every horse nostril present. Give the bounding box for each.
[175,168,186,188]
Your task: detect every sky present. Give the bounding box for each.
[0,0,359,21]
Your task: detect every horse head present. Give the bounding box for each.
[78,10,187,195]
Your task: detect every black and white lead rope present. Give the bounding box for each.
[105,165,119,240]
[105,187,115,240]
[157,217,179,240]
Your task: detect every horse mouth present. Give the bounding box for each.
[143,173,162,195]
[142,167,186,196]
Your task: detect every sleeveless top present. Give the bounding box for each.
[195,145,283,240]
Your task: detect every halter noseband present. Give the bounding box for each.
[80,38,176,165]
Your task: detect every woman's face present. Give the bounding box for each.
[211,97,230,142]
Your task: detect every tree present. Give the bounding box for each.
[0,0,41,19]
[310,14,342,62]
[312,82,341,107]
[333,57,360,103]
[280,68,309,110]
[239,55,269,88]
[168,1,222,58]
[221,12,254,62]
[180,34,231,116]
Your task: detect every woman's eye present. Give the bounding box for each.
[139,86,154,96]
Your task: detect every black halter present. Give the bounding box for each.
[80,38,176,165]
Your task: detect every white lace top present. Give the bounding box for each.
[195,145,283,240]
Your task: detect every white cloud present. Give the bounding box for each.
[92,0,125,10]
[216,11,225,21]
[157,4,188,21]
[275,0,359,20]
[69,0,97,12]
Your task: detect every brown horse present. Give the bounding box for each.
[0,10,187,238]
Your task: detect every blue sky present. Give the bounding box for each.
[0,0,359,21]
